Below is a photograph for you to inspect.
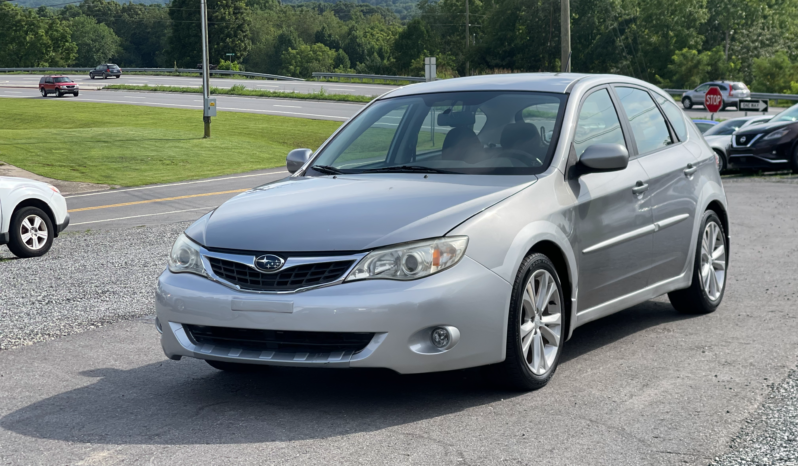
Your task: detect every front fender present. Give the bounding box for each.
[1,185,56,235]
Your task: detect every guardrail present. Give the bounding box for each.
[0,67,304,81]
[312,72,426,83]
[664,89,798,102]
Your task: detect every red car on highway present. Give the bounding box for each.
[38,76,79,97]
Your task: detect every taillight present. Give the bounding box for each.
[728,87,732,96]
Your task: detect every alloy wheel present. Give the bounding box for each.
[520,269,562,375]
[20,215,48,250]
[700,221,726,301]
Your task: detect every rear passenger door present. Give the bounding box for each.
[573,87,654,314]
[615,86,699,286]
[44,77,54,92]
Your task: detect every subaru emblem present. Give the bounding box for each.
[254,254,285,272]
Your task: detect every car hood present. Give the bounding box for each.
[186,174,536,252]
[735,120,795,135]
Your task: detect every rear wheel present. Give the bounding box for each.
[493,253,565,391]
[103,73,108,79]
[40,88,47,97]
[7,207,54,258]
[205,359,266,372]
[682,97,693,109]
[669,211,727,314]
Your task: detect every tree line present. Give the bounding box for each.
[2,0,798,93]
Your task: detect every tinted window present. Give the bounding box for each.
[54,77,71,83]
[96,65,104,70]
[703,118,748,136]
[772,105,798,123]
[312,91,567,175]
[45,77,52,83]
[715,84,728,91]
[616,87,673,155]
[656,95,688,141]
[574,89,626,157]
[732,83,747,91]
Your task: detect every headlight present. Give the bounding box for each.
[168,233,207,276]
[764,128,789,140]
[345,236,468,282]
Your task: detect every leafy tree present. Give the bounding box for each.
[333,48,351,71]
[169,0,251,67]
[0,2,76,67]
[751,52,798,93]
[279,42,336,78]
[69,15,121,66]
[315,23,342,50]
[270,30,302,73]
[392,18,430,74]
[666,49,709,88]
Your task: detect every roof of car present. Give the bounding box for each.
[380,73,596,98]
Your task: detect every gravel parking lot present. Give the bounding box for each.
[1,178,797,465]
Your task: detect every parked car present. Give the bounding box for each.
[156,73,729,390]
[0,177,69,258]
[726,103,798,173]
[682,81,751,110]
[703,115,773,172]
[693,119,718,133]
[38,76,79,97]
[196,63,218,70]
[89,64,122,79]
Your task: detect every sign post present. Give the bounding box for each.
[704,86,723,120]
[200,0,211,138]
[424,57,436,82]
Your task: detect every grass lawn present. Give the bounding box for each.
[103,84,375,103]
[0,99,341,186]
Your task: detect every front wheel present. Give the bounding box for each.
[682,97,693,109]
[492,253,565,391]
[56,90,63,98]
[668,211,728,314]
[74,91,79,97]
[90,73,95,79]
[6,206,54,258]
[790,145,798,174]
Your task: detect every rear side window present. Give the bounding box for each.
[732,83,747,91]
[45,77,53,84]
[716,84,728,91]
[656,95,688,141]
[615,87,673,155]
[39,77,45,84]
[574,89,626,158]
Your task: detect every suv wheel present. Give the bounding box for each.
[668,211,727,314]
[715,150,727,173]
[90,73,95,79]
[7,206,54,258]
[56,90,63,97]
[493,253,565,391]
[103,73,108,79]
[682,97,693,109]
[40,88,47,97]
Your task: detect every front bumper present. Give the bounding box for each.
[727,141,793,169]
[156,256,512,374]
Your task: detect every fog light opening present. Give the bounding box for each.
[431,327,451,348]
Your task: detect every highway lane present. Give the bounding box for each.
[0,73,399,97]
[0,88,364,121]
[64,168,289,230]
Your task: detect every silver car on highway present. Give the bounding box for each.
[156,73,730,390]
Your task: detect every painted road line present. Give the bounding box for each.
[71,207,211,226]
[274,105,301,108]
[69,189,248,212]
[65,171,288,199]
[125,96,146,99]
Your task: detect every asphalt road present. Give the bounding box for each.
[0,73,399,97]
[0,87,362,121]
[0,177,797,464]
[64,168,289,230]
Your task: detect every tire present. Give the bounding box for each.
[90,73,95,79]
[668,211,728,314]
[40,88,47,97]
[103,73,108,79]
[721,101,728,111]
[682,97,693,109]
[205,359,266,372]
[715,150,727,173]
[74,91,79,97]
[6,206,54,258]
[116,75,120,79]
[790,144,798,174]
[56,90,63,98]
[492,253,566,391]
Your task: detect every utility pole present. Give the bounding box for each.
[200,0,212,138]
[561,0,570,72]
[465,0,469,76]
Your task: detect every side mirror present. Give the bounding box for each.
[578,144,629,174]
[286,148,313,174]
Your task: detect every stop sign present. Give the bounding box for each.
[704,86,723,113]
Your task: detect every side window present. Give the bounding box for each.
[45,77,52,84]
[336,105,409,167]
[574,89,626,158]
[695,84,709,92]
[655,95,688,141]
[616,87,673,155]
[717,84,728,92]
[96,65,104,70]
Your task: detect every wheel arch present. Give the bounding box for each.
[12,198,58,237]
[706,199,730,251]
[526,240,575,341]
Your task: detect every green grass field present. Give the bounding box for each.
[103,84,374,103]
[0,99,341,186]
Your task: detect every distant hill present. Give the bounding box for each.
[10,0,418,19]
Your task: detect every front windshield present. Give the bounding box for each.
[772,105,798,123]
[704,118,747,136]
[54,77,72,83]
[309,91,567,175]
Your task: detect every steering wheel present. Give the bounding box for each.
[497,149,544,167]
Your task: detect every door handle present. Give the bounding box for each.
[684,163,698,176]
[632,181,649,195]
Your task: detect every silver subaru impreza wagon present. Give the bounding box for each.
[156,73,729,390]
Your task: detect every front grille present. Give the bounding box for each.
[734,133,757,147]
[208,257,354,292]
[184,325,374,354]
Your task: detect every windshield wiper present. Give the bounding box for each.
[360,165,454,174]
[309,165,344,175]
